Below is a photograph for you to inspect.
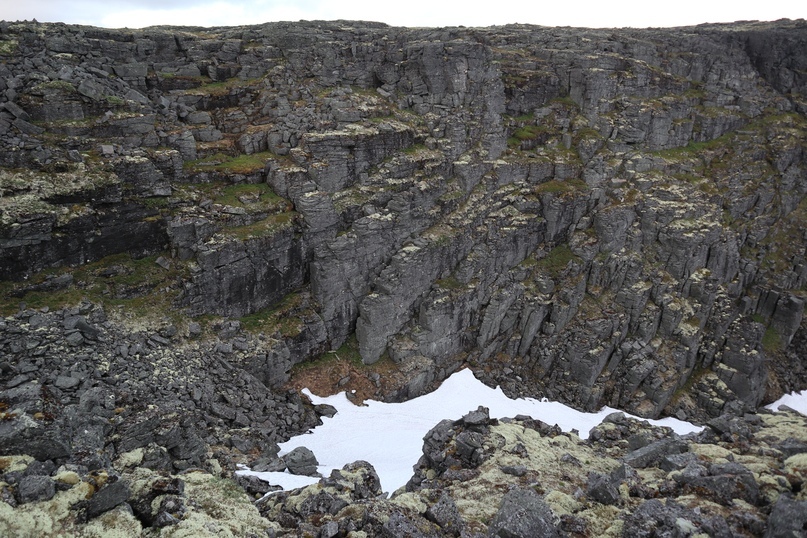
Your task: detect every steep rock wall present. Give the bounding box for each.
[0,19,806,422]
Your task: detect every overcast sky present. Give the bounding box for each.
[4,0,805,29]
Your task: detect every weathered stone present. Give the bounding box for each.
[623,499,733,538]
[764,494,807,538]
[83,479,131,520]
[487,488,559,538]
[15,475,55,504]
[235,474,277,496]
[586,472,620,505]
[383,511,441,538]
[677,462,760,506]
[425,492,464,536]
[284,446,319,476]
[623,438,688,469]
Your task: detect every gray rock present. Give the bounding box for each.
[383,511,441,537]
[425,492,464,536]
[586,472,620,505]
[0,414,71,461]
[188,322,202,338]
[298,490,347,517]
[83,479,131,520]
[659,452,698,472]
[461,406,491,428]
[501,465,528,477]
[53,375,81,390]
[677,462,760,506]
[764,495,807,538]
[314,404,337,418]
[322,461,382,500]
[15,475,55,504]
[487,488,559,538]
[235,474,277,496]
[65,331,84,346]
[623,437,688,469]
[622,499,732,538]
[775,437,807,457]
[284,446,319,476]
[319,520,339,538]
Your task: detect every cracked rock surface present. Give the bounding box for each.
[0,17,806,536]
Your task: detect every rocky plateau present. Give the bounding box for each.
[0,16,806,536]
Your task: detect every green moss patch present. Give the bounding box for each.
[222,211,297,240]
[0,252,188,320]
[184,151,276,175]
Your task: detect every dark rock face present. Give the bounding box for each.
[1,18,805,429]
[0,15,806,538]
[81,479,131,520]
[623,499,734,538]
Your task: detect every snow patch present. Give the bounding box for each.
[240,368,707,493]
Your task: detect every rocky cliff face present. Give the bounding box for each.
[0,17,806,537]
[0,14,806,469]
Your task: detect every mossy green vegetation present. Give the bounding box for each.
[183,151,276,175]
[288,334,365,377]
[209,182,284,208]
[0,252,188,319]
[762,326,783,353]
[402,143,427,155]
[239,292,305,337]
[550,96,579,109]
[512,125,548,142]
[181,76,260,96]
[534,178,587,195]
[435,274,465,291]
[223,211,297,240]
[655,132,734,160]
[534,244,581,277]
[507,125,550,148]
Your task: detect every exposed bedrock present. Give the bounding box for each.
[0,18,805,425]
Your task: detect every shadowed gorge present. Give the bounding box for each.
[0,18,806,536]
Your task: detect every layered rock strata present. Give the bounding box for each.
[0,19,806,514]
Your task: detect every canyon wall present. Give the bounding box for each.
[1,19,806,425]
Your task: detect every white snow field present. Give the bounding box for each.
[767,389,807,416]
[238,368,715,493]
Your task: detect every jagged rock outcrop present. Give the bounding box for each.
[257,405,806,537]
[2,392,807,536]
[0,17,806,503]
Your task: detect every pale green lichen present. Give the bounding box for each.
[113,448,144,470]
[159,472,272,537]
[54,471,81,486]
[758,412,807,443]
[390,491,428,514]
[543,490,580,515]
[784,453,807,478]
[448,422,617,527]
[0,482,93,537]
[80,506,143,537]
[0,39,17,55]
[688,443,733,463]
[0,454,34,473]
